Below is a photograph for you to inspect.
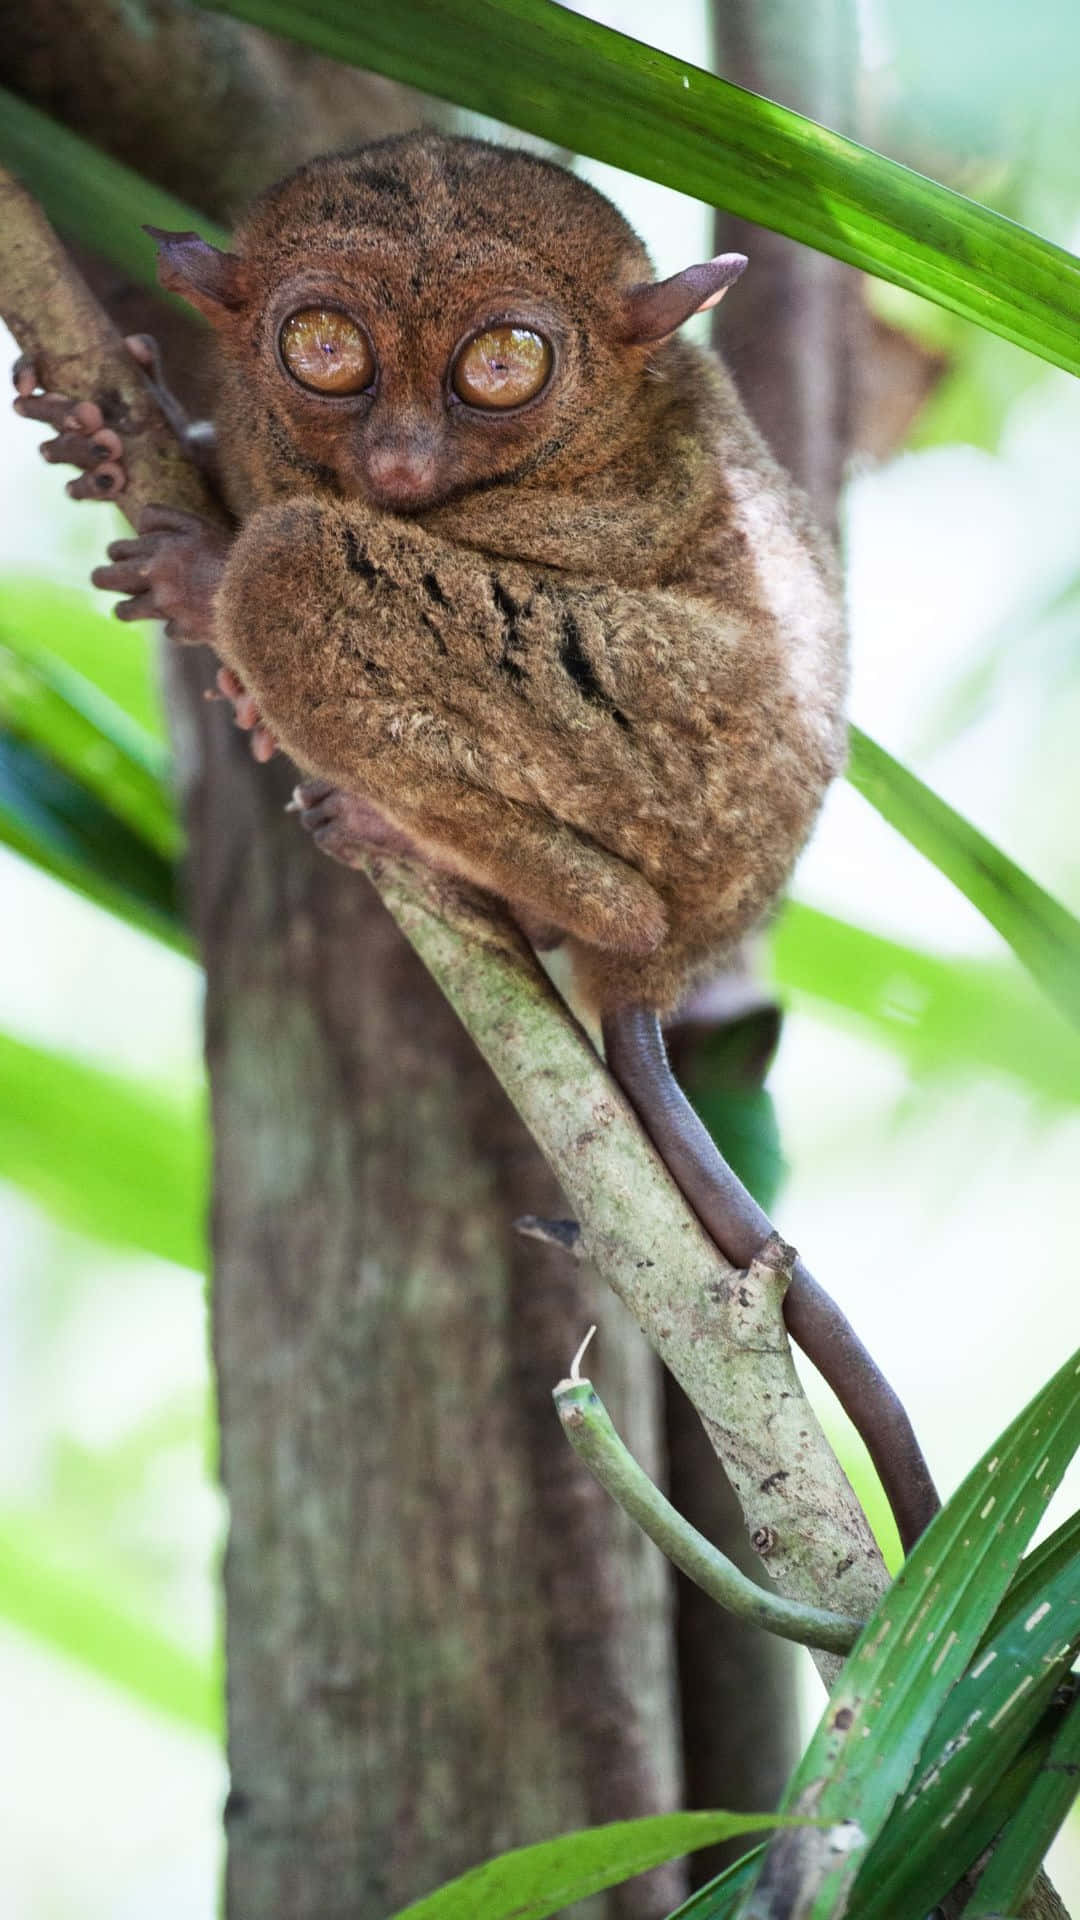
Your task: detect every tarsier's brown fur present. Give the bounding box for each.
[17,134,938,1548]
[191,135,847,1014]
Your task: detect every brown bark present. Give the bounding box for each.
[4,9,684,1915]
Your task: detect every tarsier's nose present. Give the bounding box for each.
[364,438,441,510]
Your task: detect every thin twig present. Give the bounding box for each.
[555,1345,863,1655]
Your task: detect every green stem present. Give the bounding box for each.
[554,1372,862,1656]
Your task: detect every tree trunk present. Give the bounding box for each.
[183,714,682,1919]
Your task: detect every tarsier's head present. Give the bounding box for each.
[153,133,744,516]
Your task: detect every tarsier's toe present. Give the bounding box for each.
[290,782,339,830]
[289,786,421,866]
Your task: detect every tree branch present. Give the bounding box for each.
[554,1351,863,1655]
[0,171,892,1673]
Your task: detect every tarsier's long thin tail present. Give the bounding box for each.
[602,1005,940,1553]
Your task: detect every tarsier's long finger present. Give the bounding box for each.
[91,558,149,595]
[251,725,279,763]
[104,534,158,564]
[13,387,79,429]
[233,691,261,730]
[113,592,158,622]
[67,463,125,501]
[138,503,205,536]
[41,427,122,469]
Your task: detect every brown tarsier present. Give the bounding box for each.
[15,134,937,1546]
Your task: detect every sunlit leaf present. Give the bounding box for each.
[0,575,165,741]
[847,728,1080,1030]
[964,1680,1080,1916]
[663,1848,763,1920]
[199,0,1080,376]
[774,904,1080,1106]
[387,1813,808,1920]
[846,1547,1080,1917]
[0,1511,219,1735]
[742,1348,1080,1918]
[0,1028,205,1271]
[0,643,178,858]
[0,732,188,952]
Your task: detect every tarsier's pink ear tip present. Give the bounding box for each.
[620,251,749,345]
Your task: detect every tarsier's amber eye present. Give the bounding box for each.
[279,308,375,394]
[452,327,553,410]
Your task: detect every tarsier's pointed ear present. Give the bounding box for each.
[619,253,748,345]
[145,227,248,322]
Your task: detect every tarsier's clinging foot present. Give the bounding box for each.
[290,780,421,865]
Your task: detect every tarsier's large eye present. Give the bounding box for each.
[452,327,553,410]
[279,308,375,395]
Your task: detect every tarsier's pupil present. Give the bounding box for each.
[452,326,553,409]
[280,308,374,394]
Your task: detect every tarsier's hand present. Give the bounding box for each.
[89,503,229,648]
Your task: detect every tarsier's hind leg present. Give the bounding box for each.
[295,774,666,958]
[603,1006,941,1552]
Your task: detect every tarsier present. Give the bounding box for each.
[16,134,937,1547]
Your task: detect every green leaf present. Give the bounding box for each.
[0,1511,219,1736]
[0,642,179,859]
[774,904,1080,1106]
[846,727,1080,1032]
[846,1716,1052,1920]
[0,731,188,952]
[0,86,228,284]
[988,1509,1080,1646]
[387,1814,808,1920]
[845,1546,1080,1918]
[0,576,166,743]
[964,1681,1080,1916]
[664,1848,765,1920]
[0,1028,206,1271]
[201,0,1080,376]
[741,1347,1080,1919]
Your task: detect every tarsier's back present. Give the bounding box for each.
[160,132,848,1013]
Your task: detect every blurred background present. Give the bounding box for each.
[2,0,1079,1913]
